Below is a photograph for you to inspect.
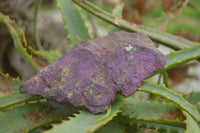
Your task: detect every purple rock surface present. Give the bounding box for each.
[19,31,166,113]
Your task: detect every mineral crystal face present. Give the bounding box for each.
[19,31,166,113]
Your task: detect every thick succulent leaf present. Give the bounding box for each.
[138,81,200,122]
[94,120,125,133]
[45,96,122,133]
[0,12,37,70]
[0,102,48,133]
[28,47,62,65]
[183,111,200,133]
[109,4,124,33]
[34,0,43,50]
[115,115,185,133]
[184,92,200,113]
[119,97,185,132]
[57,0,91,47]
[36,50,62,63]
[0,92,42,109]
[0,102,78,133]
[72,0,196,50]
[151,44,200,76]
[27,104,79,132]
[121,97,181,120]
[29,47,62,64]
[166,45,200,69]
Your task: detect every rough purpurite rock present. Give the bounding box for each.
[19,31,166,113]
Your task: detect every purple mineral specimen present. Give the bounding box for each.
[19,31,166,113]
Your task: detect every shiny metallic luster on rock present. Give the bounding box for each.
[19,31,166,113]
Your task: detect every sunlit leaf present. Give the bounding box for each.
[0,12,37,70]
[57,0,91,47]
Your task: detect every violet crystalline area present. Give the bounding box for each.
[19,31,166,113]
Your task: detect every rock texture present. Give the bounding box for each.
[20,31,166,113]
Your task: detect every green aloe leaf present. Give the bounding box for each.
[184,92,200,113]
[0,102,48,133]
[28,47,62,64]
[0,102,78,133]
[57,0,92,47]
[121,97,180,120]
[118,97,185,132]
[138,82,200,123]
[151,44,200,76]
[34,0,43,50]
[183,111,200,133]
[0,92,42,109]
[115,115,185,133]
[36,50,62,63]
[45,96,122,133]
[0,12,37,70]
[165,45,200,69]
[155,92,200,113]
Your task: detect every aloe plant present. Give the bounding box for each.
[0,0,199,133]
